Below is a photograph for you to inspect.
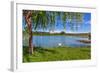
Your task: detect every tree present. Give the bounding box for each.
[60,31,66,34]
[23,10,33,54]
[23,10,50,54]
[23,10,83,55]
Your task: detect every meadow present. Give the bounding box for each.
[23,46,91,62]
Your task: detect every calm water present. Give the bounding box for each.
[31,36,90,48]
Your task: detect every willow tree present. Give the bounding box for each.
[23,10,33,54]
[23,10,49,54]
[23,10,83,55]
[61,12,83,31]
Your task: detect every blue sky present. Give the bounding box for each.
[23,12,91,33]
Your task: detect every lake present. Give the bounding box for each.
[30,36,90,48]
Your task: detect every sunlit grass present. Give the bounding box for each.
[23,46,91,62]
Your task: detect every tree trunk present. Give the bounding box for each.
[29,23,33,54]
[25,11,33,55]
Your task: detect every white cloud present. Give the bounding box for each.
[83,20,91,25]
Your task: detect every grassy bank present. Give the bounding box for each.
[23,46,91,62]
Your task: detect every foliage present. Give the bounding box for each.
[23,10,83,32]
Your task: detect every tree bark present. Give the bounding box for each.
[28,22,33,54]
[25,11,33,54]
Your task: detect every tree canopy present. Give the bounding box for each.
[23,10,83,32]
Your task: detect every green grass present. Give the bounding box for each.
[23,46,91,63]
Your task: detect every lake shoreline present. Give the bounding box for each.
[77,40,91,44]
[23,31,90,37]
